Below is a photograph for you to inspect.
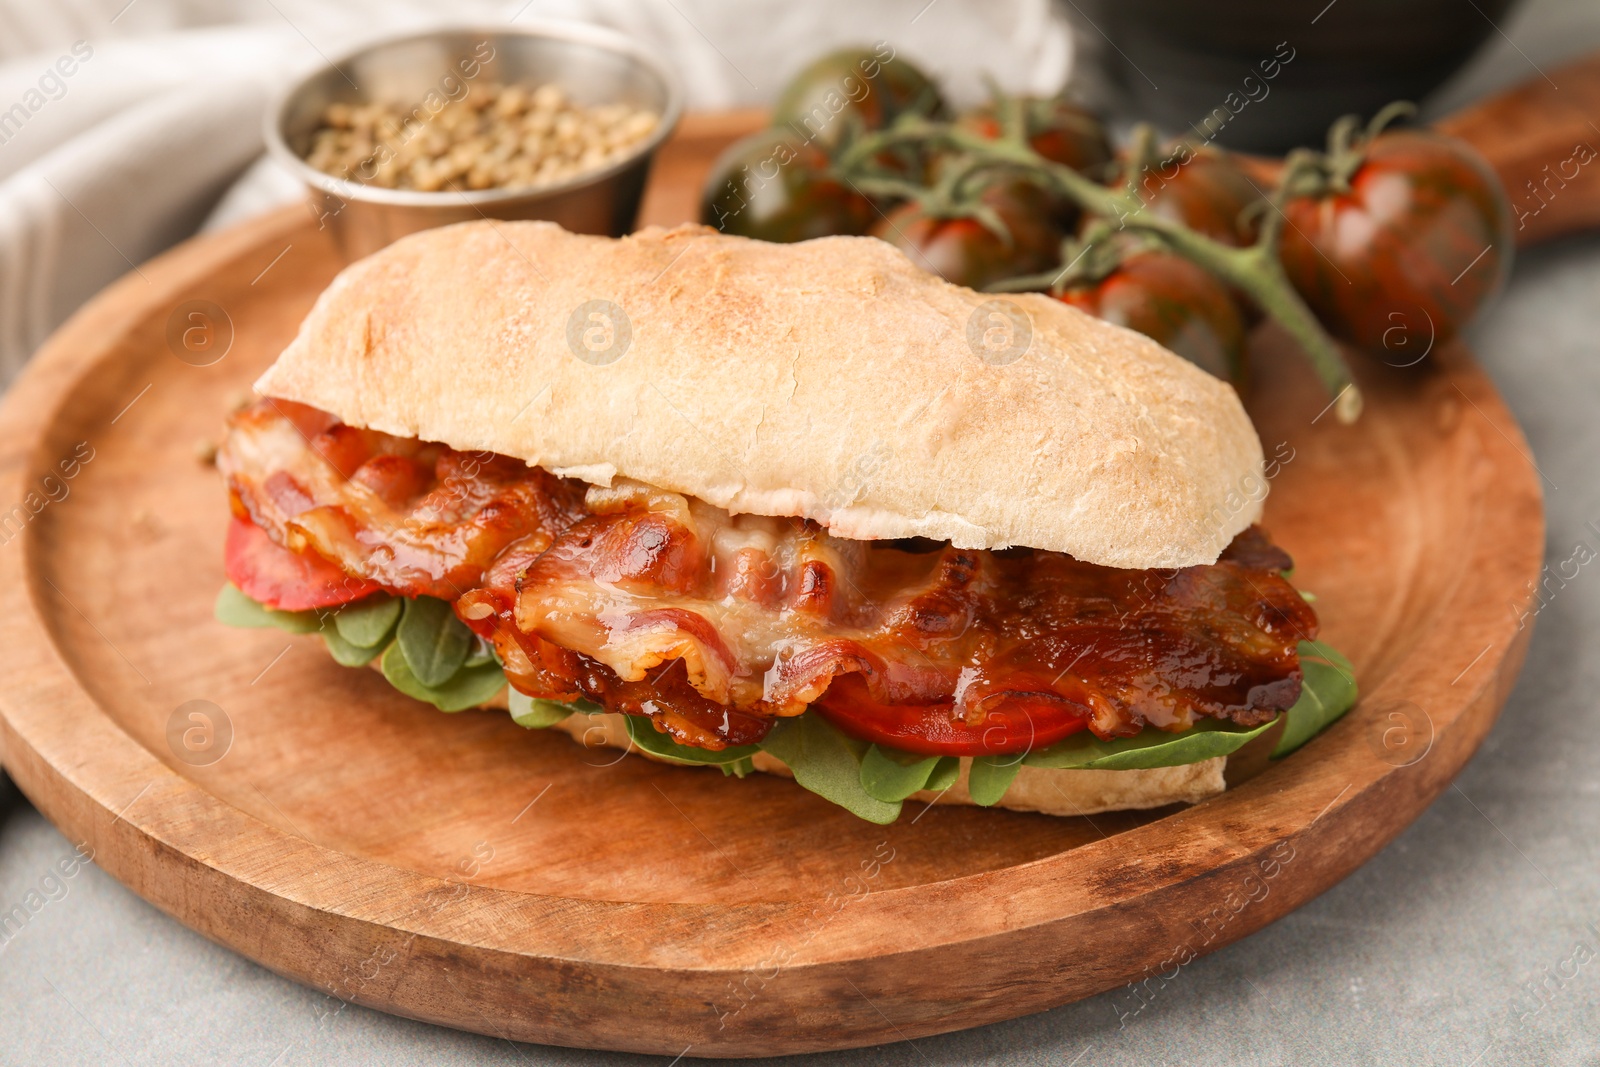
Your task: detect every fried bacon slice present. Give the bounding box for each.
[222,399,587,600]
[220,400,1318,753]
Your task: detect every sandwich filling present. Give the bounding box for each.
[219,399,1319,757]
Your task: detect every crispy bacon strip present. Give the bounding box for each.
[220,401,1318,750]
[223,399,586,600]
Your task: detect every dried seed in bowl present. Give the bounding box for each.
[303,83,659,193]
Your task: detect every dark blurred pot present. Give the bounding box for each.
[1074,0,1519,153]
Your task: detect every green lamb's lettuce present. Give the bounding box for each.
[967,755,1024,806]
[623,713,760,777]
[511,696,760,777]
[507,688,590,729]
[332,593,401,648]
[321,626,386,667]
[1023,715,1280,770]
[926,757,963,793]
[379,641,507,712]
[216,584,1359,823]
[394,596,473,687]
[1272,641,1358,758]
[858,745,960,803]
[214,583,324,633]
[757,714,902,824]
[217,584,507,712]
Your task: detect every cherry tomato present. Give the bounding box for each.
[957,98,1112,176]
[701,130,875,242]
[814,674,1089,756]
[772,46,944,153]
[870,179,1063,290]
[224,516,379,612]
[1279,130,1512,356]
[1057,251,1248,385]
[1126,146,1264,247]
[950,100,1110,233]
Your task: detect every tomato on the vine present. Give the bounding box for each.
[1130,146,1264,247]
[870,179,1064,291]
[701,129,875,242]
[772,46,944,154]
[1279,130,1511,356]
[1056,251,1248,386]
[957,98,1112,176]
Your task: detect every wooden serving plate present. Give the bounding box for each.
[0,58,1579,1057]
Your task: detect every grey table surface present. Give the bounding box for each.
[7,2,1600,1064]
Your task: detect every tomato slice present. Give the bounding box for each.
[813,674,1090,757]
[224,516,380,612]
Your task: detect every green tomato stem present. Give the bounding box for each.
[839,121,1363,422]
[844,173,927,203]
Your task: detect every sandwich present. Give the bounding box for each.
[214,220,1356,824]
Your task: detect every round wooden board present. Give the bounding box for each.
[0,128,1546,1056]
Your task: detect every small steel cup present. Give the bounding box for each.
[265,22,683,260]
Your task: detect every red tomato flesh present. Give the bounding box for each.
[814,673,1090,756]
[224,516,379,612]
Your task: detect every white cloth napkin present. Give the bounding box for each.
[0,0,1073,384]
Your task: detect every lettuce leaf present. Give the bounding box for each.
[967,755,1024,806]
[322,627,385,667]
[927,756,962,792]
[379,641,506,712]
[719,757,757,778]
[214,583,323,633]
[333,594,401,648]
[758,715,901,824]
[623,714,761,767]
[218,584,505,711]
[1022,715,1278,770]
[859,745,957,803]
[507,689,595,729]
[1272,641,1359,758]
[395,596,472,687]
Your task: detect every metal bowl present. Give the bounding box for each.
[265,22,683,260]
